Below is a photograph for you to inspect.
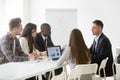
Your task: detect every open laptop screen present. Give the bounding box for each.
[47,46,62,60]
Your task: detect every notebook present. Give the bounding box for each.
[47,46,62,60]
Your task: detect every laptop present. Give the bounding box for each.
[47,46,62,60]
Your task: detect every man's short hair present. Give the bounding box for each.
[93,20,104,29]
[9,17,21,30]
[40,23,51,30]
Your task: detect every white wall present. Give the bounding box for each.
[30,0,120,58]
[0,0,31,35]
[0,0,4,34]
[22,0,31,26]
[46,9,78,45]
[0,0,23,35]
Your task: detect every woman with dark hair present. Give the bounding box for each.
[57,28,91,80]
[20,23,47,59]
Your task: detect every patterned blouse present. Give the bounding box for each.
[0,32,29,64]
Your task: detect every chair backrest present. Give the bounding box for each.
[115,63,120,80]
[51,64,67,80]
[99,57,108,70]
[112,62,116,80]
[51,72,66,80]
[67,63,98,80]
[98,57,108,79]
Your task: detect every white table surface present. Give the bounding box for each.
[0,59,60,80]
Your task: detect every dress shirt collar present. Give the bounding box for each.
[41,33,48,40]
[95,32,102,42]
[7,32,17,39]
[41,34,46,40]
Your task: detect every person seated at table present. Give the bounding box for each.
[0,17,35,64]
[19,23,47,80]
[35,23,54,52]
[35,23,62,80]
[57,28,92,80]
[19,23,47,59]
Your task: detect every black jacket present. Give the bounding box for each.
[90,33,116,77]
[35,32,54,52]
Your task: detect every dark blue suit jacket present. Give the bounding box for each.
[90,33,116,77]
[35,32,54,52]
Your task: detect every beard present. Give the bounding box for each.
[16,31,21,35]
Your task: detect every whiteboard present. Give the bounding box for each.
[46,9,77,46]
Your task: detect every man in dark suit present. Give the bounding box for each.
[90,20,116,77]
[35,23,54,52]
[35,23,62,80]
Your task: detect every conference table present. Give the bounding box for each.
[0,58,65,80]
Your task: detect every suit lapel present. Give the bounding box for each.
[95,33,104,53]
[39,33,46,48]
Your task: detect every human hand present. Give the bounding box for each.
[29,53,38,60]
[40,51,47,56]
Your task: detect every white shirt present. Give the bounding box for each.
[41,34,46,40]
[41,34,48,46]
[19,37,39,55]
[57,46,76,70]
[94,33,102,48]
